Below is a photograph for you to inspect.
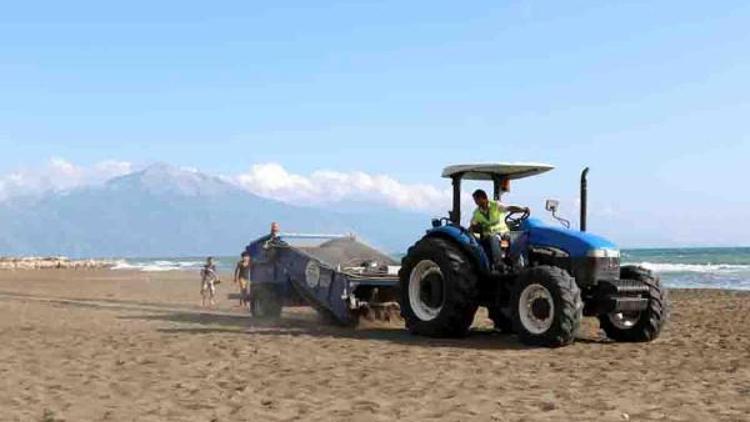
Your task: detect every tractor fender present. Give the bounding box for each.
[423,225,491,274]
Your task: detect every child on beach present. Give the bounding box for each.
[234,252,252,308]
[200,257,220,308]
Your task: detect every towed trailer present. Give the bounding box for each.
[244,232,400,325]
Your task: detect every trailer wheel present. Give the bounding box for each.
[251,284,282,319]
[511,266,582,347]
[399,237,479,338]
[598,266,668,342]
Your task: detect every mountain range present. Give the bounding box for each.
[0,163,429,257]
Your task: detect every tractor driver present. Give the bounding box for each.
[469,189,529,267]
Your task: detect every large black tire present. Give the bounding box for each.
[399,237,479,338]
[251,284,282,319]
[598,266,668,342]
[511,266,582,347]
[488,307,514,333]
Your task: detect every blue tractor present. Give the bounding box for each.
[399,163,668,347]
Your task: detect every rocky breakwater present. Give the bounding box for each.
[0,257,118,270]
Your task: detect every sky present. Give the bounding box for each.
[1,1,749,247]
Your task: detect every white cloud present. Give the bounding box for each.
[235,163,451,213]
[94,160,134,179]
[0,158,133,200]
[0,159,455,215]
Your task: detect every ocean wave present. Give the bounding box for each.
[628,262,750,274]
[112,259,206,272]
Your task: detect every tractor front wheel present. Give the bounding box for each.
[511,266,582,347]
[399,237,479,338]
[598,266,668,342]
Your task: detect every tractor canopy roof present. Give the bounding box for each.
[442,162,555,181]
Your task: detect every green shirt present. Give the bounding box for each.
[471,201,509,235]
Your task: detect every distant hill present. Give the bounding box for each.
[0,164,428,257]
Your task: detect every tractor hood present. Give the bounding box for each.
[521,218,618,258]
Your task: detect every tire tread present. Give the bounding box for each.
[599,266,668,342]
[512,265,582,347]
[399,237,479,338]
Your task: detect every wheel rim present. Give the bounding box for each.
[518,283,555,335]
[409,260,444,321]
[608,312,641,330]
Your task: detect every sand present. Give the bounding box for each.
[0,270,748,422]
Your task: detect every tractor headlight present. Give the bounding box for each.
[587,248,621,259]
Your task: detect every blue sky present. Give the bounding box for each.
[1,1,749,247]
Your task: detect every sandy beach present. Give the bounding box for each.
[0,269,748,422]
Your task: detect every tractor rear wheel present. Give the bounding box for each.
[598,266,668,342]
[511,265,582,347]
[251,284,282,319]
[399,237,479,338]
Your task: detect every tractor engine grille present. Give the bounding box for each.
[571,257,620,287]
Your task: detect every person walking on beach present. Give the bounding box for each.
[201,257,220,308]
[234,252,252,308]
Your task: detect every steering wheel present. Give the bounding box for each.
[505,208,530,231]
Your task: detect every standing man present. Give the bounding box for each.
[469,189,529,267]
[234,252,252,308]
[263,221,287,249]
[200,257,220,308]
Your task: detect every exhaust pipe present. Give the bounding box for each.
[580,167,589,232]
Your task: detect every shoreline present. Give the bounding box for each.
[6,265,749,293]
[0,256,118,270]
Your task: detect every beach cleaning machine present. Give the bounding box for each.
[245,233,400,325]
[245,163,669,348]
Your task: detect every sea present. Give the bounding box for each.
[112,247,750,291]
